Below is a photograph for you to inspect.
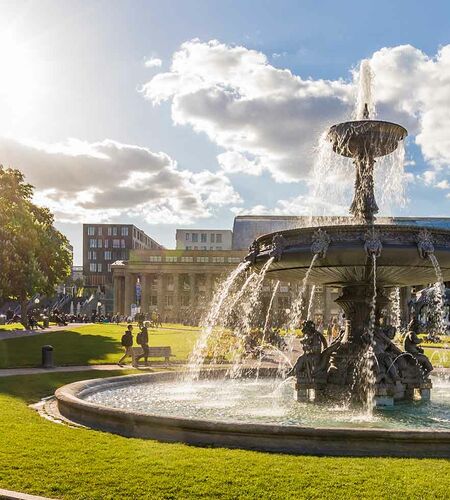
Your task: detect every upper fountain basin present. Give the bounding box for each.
[247,224,450,287]
[327,120,407,159]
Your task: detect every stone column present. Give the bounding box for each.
[157,273,164,317]
[124,273,134,317]
[141,274,151,315]
[189,273,196,308]
[205,273,213,303]
[172,273,180,322]
[113,276,120,314]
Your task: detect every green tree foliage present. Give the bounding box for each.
[0,166,71,326]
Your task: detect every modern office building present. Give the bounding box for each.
[232,215,450,250]
[176,229,233,251]
[83,223,163,286]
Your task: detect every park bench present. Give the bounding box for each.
[131,346,175,364]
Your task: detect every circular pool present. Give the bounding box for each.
[55,371,450,457]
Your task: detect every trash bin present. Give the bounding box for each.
[0,314,6,325]
[42,345,54,368]
[42,316,49,328]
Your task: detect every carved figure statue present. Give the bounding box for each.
[246,240,260,264]
[403,319,433,375]
[372,326,400,384]
[311,229,331,258]
[416,228,435,259]
[287,320,328,381]
[364,229,382,257]
[269,233,287,262]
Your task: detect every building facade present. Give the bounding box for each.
[112,248,245,322]
[176,229,232,251]
[83,224,162,286]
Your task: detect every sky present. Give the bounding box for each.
[0,0,449,265]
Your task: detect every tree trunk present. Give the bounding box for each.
[20,297,29,329]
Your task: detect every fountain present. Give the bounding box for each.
[52,61,450,457]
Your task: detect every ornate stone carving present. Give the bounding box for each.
[245,240,260,264]
[364,229,382,257]
[311,229,331,258]
[269,233,287,262]
[416,228,434,259]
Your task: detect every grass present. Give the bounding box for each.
[0,324,200,368]
[0,322,25,331]
[0,371,449,499]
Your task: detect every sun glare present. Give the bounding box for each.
[0,31,41,119]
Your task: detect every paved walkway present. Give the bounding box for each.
[0,323,92,341]
[0,364,130,377]
[0,488,55,500]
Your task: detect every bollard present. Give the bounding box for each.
[42,316,49,328]
[42,345,54,368]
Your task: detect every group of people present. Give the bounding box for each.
[118,323,150,367]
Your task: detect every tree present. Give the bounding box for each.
[0,166,72,328]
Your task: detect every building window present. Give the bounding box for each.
[108,227,112,236]
[97,239,102,248]
[87,226,95,236]
[201,233,207,243]
[166,295,173,306]
[121,239,126,248]
[97,263,102,272]
[215,246,222,250]
[89,263,96,272]
[98,227,102,236]
[89,238,97,248]
[166,256,177,262]
[192,233,198,242]
[104,239,109,248]
[88,251,97,260]
[121,227,128,236]
[210,234,215,243]
[212,256,225,263]
[181,256,193,263]
[216,234,222,243]
[112,227,118,236]
[185,246,191,250]
[228,257,241,263]
[150,296,157,306]
[185,233,190,241]
[113,239,120,248]
[105,251,112,260]
[201,246,207,250]
[107,264,112,272]
[148,255,162,262]
[196,256,209,263]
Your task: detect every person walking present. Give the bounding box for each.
[118,324,134,366]
[135,326,149,367]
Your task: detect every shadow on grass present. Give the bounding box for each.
[0,370,136,404]
[0,330,123,369]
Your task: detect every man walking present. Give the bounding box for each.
[135,326,149,366]
[118,324,134,366]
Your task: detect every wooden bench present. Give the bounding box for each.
[131,346,175,364]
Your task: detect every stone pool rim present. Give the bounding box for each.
[55,370,450,458]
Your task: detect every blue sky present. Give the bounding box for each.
[0,0,449,264]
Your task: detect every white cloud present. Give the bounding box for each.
[142,40,450,190]
[144,57,162,68]
[0,137,241,224]
[435,179,450,189]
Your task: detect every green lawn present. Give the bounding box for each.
[0,324,200,368]
[0,322,25,331]
[0,371,449,500]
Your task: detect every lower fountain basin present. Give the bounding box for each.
[250,224,450,286]
[55,370,450,458]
